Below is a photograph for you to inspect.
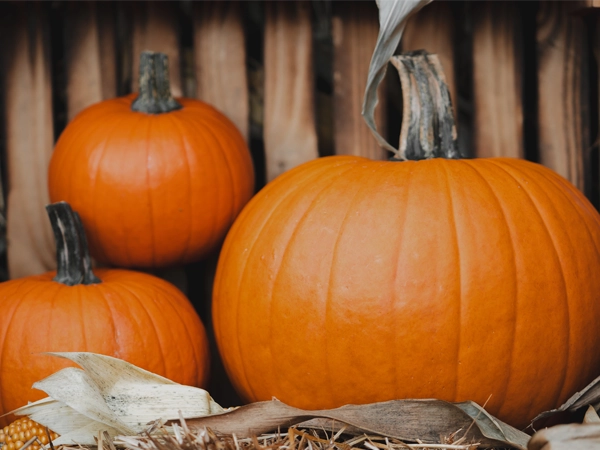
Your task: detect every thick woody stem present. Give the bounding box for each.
[131,51,182,114]
[46,202,101,286]
[390,50,461,161]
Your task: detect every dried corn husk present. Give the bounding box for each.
[7,352,533,450]
[8,352,226,446]
[362,0,431,157]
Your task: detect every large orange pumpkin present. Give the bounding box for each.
[0,202,210,425]
[212,52,600,428]
[48,51,255,268]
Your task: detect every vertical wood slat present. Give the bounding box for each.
[332,1,386,160]
[5,5,56,278]
[472,2,524,158]
[264,1,319,182]
[131,2,181,96]
[193,1,249,141]
[402,1,457,117]
[65,2,117,120]
[537,1,589,192]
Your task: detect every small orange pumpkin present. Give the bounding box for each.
[212,52,600,428]
[48,52,255,268]
[0,202,210,425]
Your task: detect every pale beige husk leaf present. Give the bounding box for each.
[9,352,226,446]
[362,0,432,157]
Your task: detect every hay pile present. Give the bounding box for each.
[104,419,482,450]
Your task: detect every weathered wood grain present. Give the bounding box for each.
[472,2,524,158]
[402,1,456,116]
[193,1,248,141]
[264,1,319,181]
[64,2,117,120]
[537,1,589,192]
[131,2,181,96]
[4,5,56,278]
[332,1,386,160]
[581,0,600,8]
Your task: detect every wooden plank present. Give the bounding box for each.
[537,1,589,192]
[580,0,600,8]
[332,1,386,160]
[4,5,56,278]
[402,1,456,118]
[472,2,523,159]
[264,1,319,181]
[64,2,117,120]
[131,2,181,96]
[193,1,249,141]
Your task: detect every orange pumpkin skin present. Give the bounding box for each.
[0,268,210,424]
[213,155,600,428]
[48,94,255,268]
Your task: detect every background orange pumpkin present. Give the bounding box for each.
[48,52,255,268]
[0,202,210,426]
[212,52,600,429]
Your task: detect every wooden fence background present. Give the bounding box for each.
[0,0,599,404]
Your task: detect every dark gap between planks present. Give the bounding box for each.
[521,1,541,166]
[50,2,68,142]
[452,0,475,159]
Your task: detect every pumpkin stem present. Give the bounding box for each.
[46,202,101,286]
[131,51,182,114]
[390,50,461,161]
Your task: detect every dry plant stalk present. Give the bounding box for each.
[105,417,482,450]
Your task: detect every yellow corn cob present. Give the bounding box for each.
[0,418,58,450]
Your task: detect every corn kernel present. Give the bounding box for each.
[0,418,58,447]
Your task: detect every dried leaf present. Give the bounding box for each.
[10,352,225,446]
[585,406,600,424]
[532,374,600,424]
[362,0,431,157]
[184,398,529,449]
[44,354,224,428]
[38,368,136,433]
[10,397,102,438]
[55,420,124,447]
[528,423,600,450]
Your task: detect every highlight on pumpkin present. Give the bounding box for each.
[0,418,58,450]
